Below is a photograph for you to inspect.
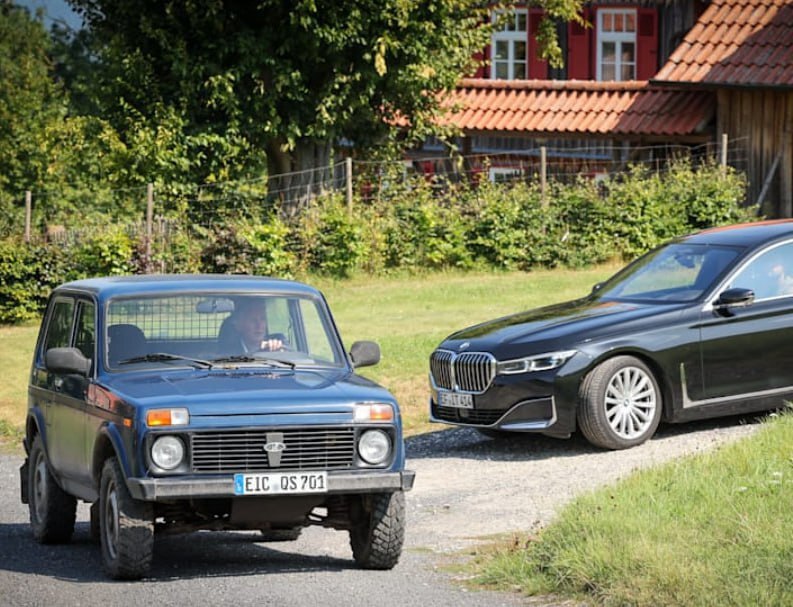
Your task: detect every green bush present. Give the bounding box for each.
[294,194,367,278]
[0,158,755,324]
[199,214,296,277]
[382,181,472,271]
[72,225,136,276]
[0,239,65,323]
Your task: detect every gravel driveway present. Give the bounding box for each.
[0,415,760,606]
[406,417,759,553]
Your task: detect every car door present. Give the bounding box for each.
[33,296,78,479]
[698,241,793,403]
[36,296,95,484]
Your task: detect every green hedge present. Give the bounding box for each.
[0,159,754,324]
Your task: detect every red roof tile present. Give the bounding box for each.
[654,0,793,87]
[441,79,714,137]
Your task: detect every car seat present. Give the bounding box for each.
[108,324,148,366]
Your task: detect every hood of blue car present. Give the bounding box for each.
[102,367,393,415]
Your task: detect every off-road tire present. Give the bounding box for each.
[89,501,100,543]
[99,457,154,580]
[28,435,77,543]
[349,491,405,570]
[578,355,662,450]
[259,527,303,542]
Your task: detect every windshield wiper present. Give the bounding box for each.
[211,355,295,369]
[117,353,215,369]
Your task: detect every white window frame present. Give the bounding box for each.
[488,166,522,183]
[596,9,637,81]
[491,9,528,80]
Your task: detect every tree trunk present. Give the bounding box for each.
[266,138,334,214]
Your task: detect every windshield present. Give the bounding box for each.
[105,293,345,371]
[596,243,741,303]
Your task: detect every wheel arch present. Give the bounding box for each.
[585,349,675,421]
[91,425,128,491]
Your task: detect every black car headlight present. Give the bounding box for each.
[150,435,186,470]
[496,350,577,375]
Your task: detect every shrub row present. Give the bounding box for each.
[0,160,753,324]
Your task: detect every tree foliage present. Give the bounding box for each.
[67,0,495,175]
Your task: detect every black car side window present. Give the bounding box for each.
[732,242,793,300]
[43,298,75,353]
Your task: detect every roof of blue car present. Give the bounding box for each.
[56,274,322,298]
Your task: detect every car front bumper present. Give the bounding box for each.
[127,469,416,501]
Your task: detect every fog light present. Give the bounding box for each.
[151,436,185,470]
[358,430,391,465]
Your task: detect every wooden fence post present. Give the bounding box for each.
[540,146,548,207]
[345,157,353,214]
[720,133,728,172]
[146,183,154,273]
[24,190,32,243]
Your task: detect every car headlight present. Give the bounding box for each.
[496,350,577,375]
[151,436,185,470]
[358,429,391,465]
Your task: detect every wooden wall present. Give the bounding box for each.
[717,89,793,218]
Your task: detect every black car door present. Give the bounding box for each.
[699,241,793,404]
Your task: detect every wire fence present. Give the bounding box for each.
[13,137,750,245]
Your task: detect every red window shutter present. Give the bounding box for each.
[567,8,592,80]
[636,8,658,80]
[482,42,490,79]
[472,48,485,78]
[528,9,548,79]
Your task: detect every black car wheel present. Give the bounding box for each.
[99,457,154,580]
[28,435,77,543]
[578,355,662,450]
[349,491,405,570]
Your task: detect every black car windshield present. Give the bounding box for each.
[105,293,345,371]
[596,243,741,303]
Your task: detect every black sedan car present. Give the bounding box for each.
[429,220,793,450]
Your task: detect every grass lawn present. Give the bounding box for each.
[0,267,615,440]
[469,410,793,606]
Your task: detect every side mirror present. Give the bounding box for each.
[349,341,381,368]
[45,347,91,376]
[715,287,755,308]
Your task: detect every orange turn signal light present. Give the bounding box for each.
[146,408,189,427]
[354,403,394,423]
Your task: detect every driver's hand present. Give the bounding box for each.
[260,338,283,351]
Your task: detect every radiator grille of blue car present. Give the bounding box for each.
[190,428,357,472]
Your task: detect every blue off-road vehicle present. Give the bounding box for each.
[20,275,414,579]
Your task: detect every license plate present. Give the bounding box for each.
[439,391,474,409]
[234,471,328,495]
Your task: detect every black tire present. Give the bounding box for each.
[89,501,100,544]
[99,458,154,580]
[578,355,662,450]
[259,527,302,542]
[28,435,77,544]
[349,491,405,570]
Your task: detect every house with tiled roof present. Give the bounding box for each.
[415,1,792,217]
[653,0,793,216]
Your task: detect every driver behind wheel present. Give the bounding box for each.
[218,297,284,354]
